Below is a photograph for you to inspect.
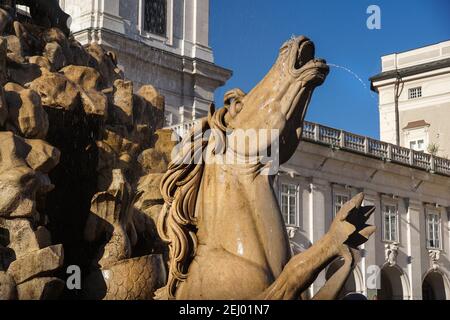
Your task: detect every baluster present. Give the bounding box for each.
[314,123,320,141]
[387,144,392,161]
[364,137,369,154]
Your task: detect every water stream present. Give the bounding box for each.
[328,63,376,99]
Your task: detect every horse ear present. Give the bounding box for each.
[223,88,246,106]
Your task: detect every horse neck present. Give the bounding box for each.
[196,162,291,276]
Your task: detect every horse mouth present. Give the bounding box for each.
[291,38,329,84]
[294,39,315,69]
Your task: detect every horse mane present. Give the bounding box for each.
[154,102,233,300]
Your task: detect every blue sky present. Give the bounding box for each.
[210,0,450,139]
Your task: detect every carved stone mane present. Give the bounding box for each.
[156,105,229,299]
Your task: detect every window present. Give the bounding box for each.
[408,87,422,99]
[426,210,441,249]
[143,0,167,36]
[382,204,398,243]
[334,193,349,217]
[409,139,425,152]
[280,184,297,226]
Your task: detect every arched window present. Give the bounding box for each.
[143,0,167,36]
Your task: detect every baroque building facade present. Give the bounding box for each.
[57,0,450,300]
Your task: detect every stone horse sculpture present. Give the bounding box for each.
[155,36,376,300]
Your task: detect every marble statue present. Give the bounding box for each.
[155,36,376,300]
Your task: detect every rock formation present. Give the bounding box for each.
[0,1,170,300]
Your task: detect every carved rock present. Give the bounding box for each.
[85,169,134,268]
[0,2,169,300]
[0,86,7,126]
[7,244,64,284]
[137,85,165,129]
[80,89,108,117]
[24,139,60,173]
[16,277,64,300]
[5,34,23,57]
[138,129,176,175]
[86,43,123,89]
[0,271,16,300]
[6,60,42,85]
[4,82,48,139]
[43,42,67,71]
[28,71,80,111]
[0,37,7,86]
[0,8,12,35]
[27,56,52,70]
[0,218,42,258]
[110,79,134,126]
[60,65,101,91]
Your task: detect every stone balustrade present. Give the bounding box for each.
[166,120,450,177]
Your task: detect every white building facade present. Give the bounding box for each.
[276,122,450,300]
[59,0,232,126]
[371,40,450,157]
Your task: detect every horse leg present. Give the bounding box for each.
[257,232,341,300]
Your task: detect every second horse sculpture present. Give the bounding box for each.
[155,36,376,300]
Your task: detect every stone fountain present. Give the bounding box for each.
[0,2,375,300]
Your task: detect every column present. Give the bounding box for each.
[408,199,425,300]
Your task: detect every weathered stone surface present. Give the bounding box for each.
[27,56,52,70]
[4,82,49,139]
[28,71,80,111]
[6,60,42,85]
[86,43,123,88]
[5,35,23,57]
[0,37,7,86]
[0,271,16,300]
[16,277,64,300]
[60,65,101,91]
[0,8,13,35]
[110,79,133,125]
[0,133,39,218]
[0,86,7,126]
[0,168,36,218]
[0,246,15,271]
[137,85,165,111]
[68,37,92,67]
[138,129,176,175]
[0,218,39,258]
[24,139,60,173]
[42,28,67,46]
[34,227,52,249]
[85,169,133,268]
[7,244,64,284]
[80,89,108,117]
[137,85,165,129]
[43,42,67,71]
